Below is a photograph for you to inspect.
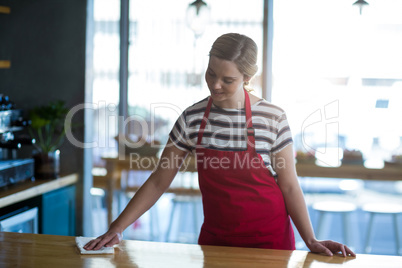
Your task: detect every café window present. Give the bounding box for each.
[271,0,402,167]
[91,0,264,165]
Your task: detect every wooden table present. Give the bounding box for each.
[101,154,199,224]
[1,232,402,268]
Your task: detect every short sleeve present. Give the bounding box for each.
[168,112,194,152]
[271,112,293,154]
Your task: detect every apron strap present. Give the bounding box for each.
[244,90,256,150]
[197,96,213,146]
[197,89,256,150]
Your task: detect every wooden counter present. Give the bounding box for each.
[1,232,401,268]
[0,174,78,208]
[102,154,402,181]
[295,162,402,181]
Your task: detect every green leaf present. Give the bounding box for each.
[28,100,71,153]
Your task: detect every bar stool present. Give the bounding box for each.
[165,172,202,243]
[362,203,402,255]
[165,195,201,243]
[122,170,160,241]
[124,190,160,241]
[312,201,357,246]
[91,187,106,211]
[90,187,108,236]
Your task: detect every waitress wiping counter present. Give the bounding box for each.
[85,33,355,257]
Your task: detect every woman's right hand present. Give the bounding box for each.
[83,228,123,250]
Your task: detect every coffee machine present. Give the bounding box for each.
[0,95,35,187]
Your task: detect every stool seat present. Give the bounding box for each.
[313,201,357,213]
[362,202,401,255]
[90,187,106,197]
[362,203,402,214]
[312,201,357,248]
[173,195,200,203]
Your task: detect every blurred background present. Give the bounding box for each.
[1,0,401,256]
[89,0,402,256]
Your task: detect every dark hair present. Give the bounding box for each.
[209,33,258,79]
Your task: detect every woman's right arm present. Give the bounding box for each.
[84,139,188,250]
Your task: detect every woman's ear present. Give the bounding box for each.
[244,76,251,82]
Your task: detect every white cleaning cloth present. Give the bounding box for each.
[75,236,115,255]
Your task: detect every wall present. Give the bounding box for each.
[0,0,89,235]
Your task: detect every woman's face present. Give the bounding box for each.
[205,56,247,109]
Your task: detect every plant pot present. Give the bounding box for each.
[33,150,60,180]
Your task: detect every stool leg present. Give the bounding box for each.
[365,213,375,254]
[91,194,103,236]
[149,208,154,241]
[193,200,198,240]
[177,202,184,239]
[153,206,160,241]
[316,211,325,239]
[165,201,177,242]
[342,212,349,246]
[149,207,160,241]
[393,214,400,255]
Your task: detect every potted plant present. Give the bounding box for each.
[28,100,69,179]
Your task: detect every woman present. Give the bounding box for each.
[85,33,355,257]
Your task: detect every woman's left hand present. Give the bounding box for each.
[307,239,356,257]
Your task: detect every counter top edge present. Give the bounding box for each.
[0,174,79,208]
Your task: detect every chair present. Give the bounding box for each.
[312,201,357,246]
[165,195,201,243]
[362,203,402,255]
[308,178,362,248]
[309,179,364,248]
[90,187,108,236]
[165,172,202,243]
[122,170,160,241]
[91,187,106,211]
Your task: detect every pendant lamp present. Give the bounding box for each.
[353,0,369,15]
[185,0,211,38]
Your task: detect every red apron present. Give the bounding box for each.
[196,90,295,250]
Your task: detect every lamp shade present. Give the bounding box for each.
[353,0,369,15]
[186,0,210,37]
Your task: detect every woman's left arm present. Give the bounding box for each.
[273,145,356,257]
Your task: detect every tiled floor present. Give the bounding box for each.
[91,177,402,256]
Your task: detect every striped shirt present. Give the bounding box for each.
[169,96,293,173]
